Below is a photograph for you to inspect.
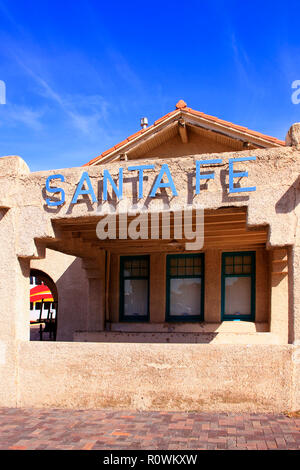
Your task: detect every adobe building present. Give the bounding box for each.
[0,100,299,412]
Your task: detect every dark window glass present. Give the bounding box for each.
[166,254,204,321]
[222,252,255,321]
[120,256,149,321]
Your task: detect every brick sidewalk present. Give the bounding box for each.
[0,408,299,450]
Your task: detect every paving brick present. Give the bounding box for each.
[0,408,298,450]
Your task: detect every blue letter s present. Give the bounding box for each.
[45,174,65,206]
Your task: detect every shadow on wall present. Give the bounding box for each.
[275,176,300,214]
[73,321,269,344]
[55,257,89,341]
[274,177,299,345]
[74,332,220,344]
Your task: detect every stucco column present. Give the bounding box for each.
[82,251,106,332]
[150,253,166,322]
[270,248,289,344]
[290,244,300,344]
[204,249,221,322]
[0,208,30,406]
[0,157,33,406]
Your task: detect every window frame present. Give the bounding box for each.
[119,255,150,322]
[221,251,256,322]
[166,253,205,322]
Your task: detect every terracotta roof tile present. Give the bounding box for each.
[176,99,187,109]
[114,139,129,149]
[127,130,145,141]
[84,100,285,165]
[186,109,284,145]
[154,110,177,126]
[82,155,100,167]
[101,147,115,157]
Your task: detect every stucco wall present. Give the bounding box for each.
[17,341,296,412]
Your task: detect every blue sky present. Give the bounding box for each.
[0,0,299,171]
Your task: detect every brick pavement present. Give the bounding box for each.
[0,408,299,450]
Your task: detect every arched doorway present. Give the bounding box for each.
[30,269,58,341]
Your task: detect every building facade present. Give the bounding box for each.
[0,100,299,412]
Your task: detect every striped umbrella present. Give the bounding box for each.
[30,284,54,303]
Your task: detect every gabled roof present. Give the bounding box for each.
[83,100,285,166]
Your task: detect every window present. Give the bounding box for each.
[166,254,204,321]
[119,255,150,321]
[221,251,255,321]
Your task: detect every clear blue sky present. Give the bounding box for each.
[0,0,299,171]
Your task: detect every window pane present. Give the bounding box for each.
[234,256,243,265]
[234,264,243,274]
[168,255,203,277]
[243,264,251,274]
[169,278,201,317]
[193,257,201,266]
[177,267,186,276]
[225,265,233,274]
[122,257,148,277]
[123,261,131,276]
[170,267,177,276]
[124,279,148,317]
[224,276,251,316]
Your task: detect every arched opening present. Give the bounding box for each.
[30,269,58,341]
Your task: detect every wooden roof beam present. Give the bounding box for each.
[178,118,188,143]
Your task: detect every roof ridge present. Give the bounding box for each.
[184,108,285,145]
[83,102,285,166]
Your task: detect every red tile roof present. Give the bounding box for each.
[83,100,285,166]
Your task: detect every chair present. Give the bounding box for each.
[38,299,45,341]
[46,301,58,341]
[38,300,58,341]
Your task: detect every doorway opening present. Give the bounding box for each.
[30,269,58,341]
